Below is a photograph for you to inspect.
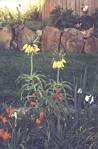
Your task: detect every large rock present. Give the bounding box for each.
[0,26,12,49]
[84,36,98,53]
[41,26,62,51]
[16,25,36,49]
[61,28,84,53]
[80,27,94,39]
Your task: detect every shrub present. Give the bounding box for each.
[91,8,98,37]
[80,15,94,30]
[49,7,80,29]
[24,20,44,31]
[92,8,98,28]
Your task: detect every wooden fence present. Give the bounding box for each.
[40,0,98,19]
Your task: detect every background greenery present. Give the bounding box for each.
[0,49,98,104]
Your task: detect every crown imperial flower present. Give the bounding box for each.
[52,59,66,69]
[22,43,40,54]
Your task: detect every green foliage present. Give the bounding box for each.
[17,73,45,106]
[92,8,98,28]
[24,20,44,30]
[4,128,27,149]
[0,5,42,28]
[0,50,98,148]
[50,7,79,28]
[0,6,25,27]
[0,50,98,102]
[80,15,94,30]
[92,8,98,37]
[49,6,98,30]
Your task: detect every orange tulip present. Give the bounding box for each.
[2,131,11,140]
[5,108,14,118]
[0,116,7,125]
[39,112,45,120]
[0,129,11,140]
[35,118,41,127]
[0,129,5,136]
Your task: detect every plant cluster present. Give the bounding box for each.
[49,6,98,30]
[0,4,42,28]
[0,34,98,148]
[7,37,97,149]
[49,7,79,29]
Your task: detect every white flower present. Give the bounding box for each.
[14,112,18,127]
[85,5,88,9]
[14,112,17,119]
[90,96,94,104]
[77,88,82,94]
[83,5,88,12]
[85,95,94,104]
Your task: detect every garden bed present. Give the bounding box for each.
[0,49,98,149]
[0,49,98,103]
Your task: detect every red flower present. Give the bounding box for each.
[0,129,11,140]
[2,131,11,140]
[0,129,5,136]
[35,118,41,127]
[52,89,62,101]
[5,108,14,118]
[0,116,7,125]
[39,112,45,120]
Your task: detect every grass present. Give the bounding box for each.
[0,49,98,104]
[24,20,44,31]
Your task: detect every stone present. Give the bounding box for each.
[84,36,98,53]
[80,27,94,39]
[0,26,12,49]
[16,25,36,49]
[61,28,84,53]
[36,29,42,46]
[95,37,98,51]
[36,29,42,37]
[41,26,62,51]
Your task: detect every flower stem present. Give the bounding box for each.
[30,54,33,76]
[57,68,60,84]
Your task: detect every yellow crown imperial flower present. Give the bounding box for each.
[33,44,38,48]
[22,44,28,50]
[25,45,32,54]
[52,59,65,69]
[57,61,64,69]
[34,47,40,53]
[29,47,35,53]
[22,43,40,54]
[52,61,57,69]
[61,58,66,63]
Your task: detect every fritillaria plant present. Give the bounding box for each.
[22,40,40,76]
[17,38,45,107]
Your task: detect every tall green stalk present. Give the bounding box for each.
[30,54,33,76]
[57,68,60,84]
